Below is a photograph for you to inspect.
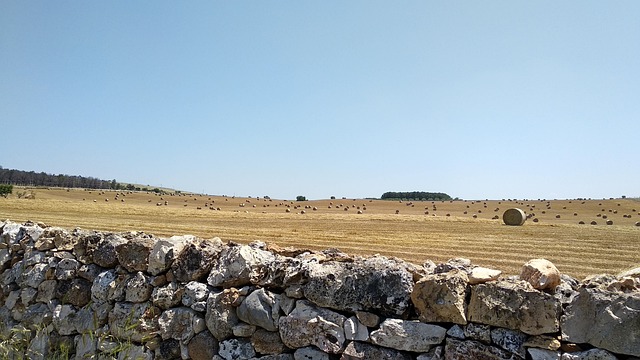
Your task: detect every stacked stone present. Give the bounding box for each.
[0,220,638,360]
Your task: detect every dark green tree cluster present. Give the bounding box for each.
[381,191,452,201]
[0,184,13,198]
[0,168,117,190]
[296,195,307,201]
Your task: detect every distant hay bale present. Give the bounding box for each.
[578,221,585,224]
[503,208,526,226]
[533,218,539,223]
[635,221,640,227]
[395,210,400,214]
[555,215,561,219]
[591,221,597,225]
[606,220,613,225]
[357,210,363,214]
[285,208,291,213]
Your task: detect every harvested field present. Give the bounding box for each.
[1,187,638,279]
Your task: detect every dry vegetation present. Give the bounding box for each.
[1,187,638,279]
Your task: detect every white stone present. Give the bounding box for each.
[370,319,446,352]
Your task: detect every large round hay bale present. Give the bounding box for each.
[503,208,526,226]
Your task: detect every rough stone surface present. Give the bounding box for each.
[344,316,369,341]
[125,271,153,303]
[279,300,347,354]
[158,307,205,342]
[524,335,562,351]
[355,311,379,328]
[294,346,330,360]
[369,318,446,352]
[561,287,640,357]
[237,288,280,331]
[412,269,468,324]
[151,282,184,310]
[172,237,224,283]
[251,329,286,355]
[52,304,76,335]
[55,258,79,280]
[469,267,503,284]
[464,323,491,343]
[207,243,277,288]
[206,289,240,341]
[148,236,190,275]
[446,324,465,339]
[529,348,562,360]
[218,338,256,360]
[303,256,414,317]
[93,234,127,268]
[521,259,562,291]
[444,338,521,360]
[341,341,412,360]
[560,349,619,360]
[115,236,155,272]
[491,327,528,357]
[187,331,219,360]
[468,280,561,335]
[108,301,160,342]
[417,346,445,360]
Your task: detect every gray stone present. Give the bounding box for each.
[369,318,446,352]
[20,263,50,289]
[237,288,280,331]
[93,234,127,268]
[172,237,224,283]
[434,258,473,274]
[446,324,465,339]
[91,270,126,304]
[53,304,77,335]
[520,259,561,291]
[491,327,528,357]
[417,346,444,360]
[187,331,219,360]
[469,266,503,284]
[148,236,190,275]
[73,231,104,265]
[341,341,412,360]
[444,338,521,360]
[206,289,240,341]
[218,338,256,360]
[561,287,639,357]
[294,347,330,360]
[21,287,38,305]
[464,323,491,343]
[279,300,346,354]
[279,293,296,315]
[27,330,50,360]
[117,344,153,360]
[560,349,619,360]
[467,280,561,335]
[158,307,205,342]
[529,348,561,360]
[125,271,153,303]
[108,302,160,342]
[155,338,181,360]
[77,263,104,282]
[5,290,20,310]
[411,269,468,324]
[251,329,286,355]
[21,303,51,330]
[303,256,414,317]
[344,316,369,341]
[182,280,210,308]
[55,258,79,280]
[207,243,276,288]
[58,278,92,307]
[257,355,295,360]
[151,282,184,310]
[73,305,105,333]
[74,333,97,360]
[115,236,155,272]
[233,323,257,337]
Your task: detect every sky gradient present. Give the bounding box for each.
[2,1,639,200]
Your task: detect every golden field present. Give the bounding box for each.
[1,187,638,279]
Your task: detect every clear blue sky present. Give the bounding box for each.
[2,2,639,200]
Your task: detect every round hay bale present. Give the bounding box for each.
[591,221,597,225]
[606,219,613,225]
[503,208,526,226]
[533,218,539,223]
[555,214,561,219]
[578,221,585,224]
[635,221,640,226]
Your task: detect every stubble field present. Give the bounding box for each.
[1,187,638,279]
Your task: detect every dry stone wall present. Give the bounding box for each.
[0,220,639,360]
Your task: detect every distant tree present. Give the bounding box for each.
[330,196,336,200]
[0,184,13,198]
[296,195,307,201]
[381,191,452,201]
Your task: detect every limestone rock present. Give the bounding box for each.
[75,333,97,360]
[151,282,184,310]
[182,280,211,310]
[93,234,127,268]
[53,304,77,335]
[108,301,160,342]
[491,327,528,357]
[233,323,257,337]
[207,243,277,288]
[55,258,79,280]
[148,235,190,276]
[125,271,153,303]
[444,338,521,360]
[56,278,92,307]
[369,318,446,353]
[529,348,561,360]
[206,289,240,341]
[434,258,473,274]
[411,269,468,324]
[344,316,369,341]
[187,331,219,360]
[91,270,125,304]
[524,335,562,351]
[446,324,465,339]
[218,338,256,360]
[520,259,561,291]
[355,311,379,328]
[39,227,74,251]
[73,231,104,265]
[303,256,414,317]
[115,236,155,272]
[464,322,491,343]
[237,288,280,331]
[467,280,561,335]
[172,237,224,283]
[279,300,347,354]
[561,287,640,357]
[560,349,619,360]
[341,341,412,360]
[417,346,445,360]
[469,267,502,284]
[251,329,286,355]
[158,307,205,342]
[117,344,153,360]
[20,263,50,289]
[155,338,181,360]
[618,267,640,279]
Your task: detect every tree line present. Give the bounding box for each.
[381,191,453,201]
[0,167,118,190]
